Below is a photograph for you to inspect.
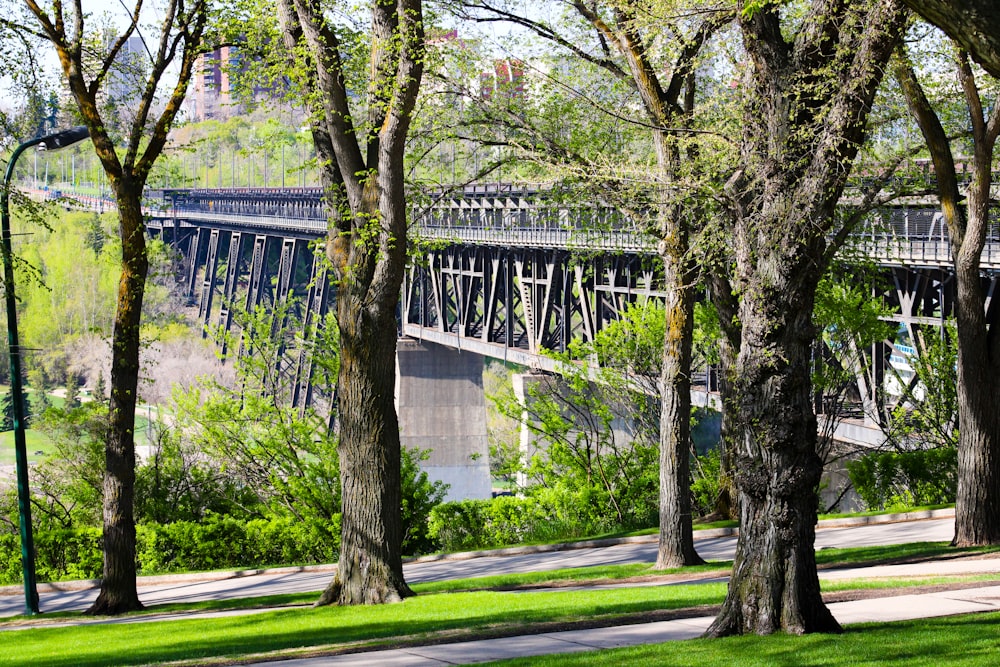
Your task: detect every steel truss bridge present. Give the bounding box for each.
[142,186,1000,415]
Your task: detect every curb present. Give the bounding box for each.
[0,508,954,597]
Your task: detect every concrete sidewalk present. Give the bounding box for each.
[249,584,1000,666]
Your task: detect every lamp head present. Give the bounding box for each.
[37,126,89,151]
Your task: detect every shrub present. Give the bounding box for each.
[847,448,957,511]
[0,515,341,585]
[428,495,584,552]
[136,514,340,573]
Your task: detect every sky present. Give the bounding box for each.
[1,0,163,112]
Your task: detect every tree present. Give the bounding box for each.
[269,0,424,605]
[454,0,731,569]
[894,38,1000,545]
[6,0,209,614]
[0,392,13,431]
[705,0,907,636]
[901,1,1000,79]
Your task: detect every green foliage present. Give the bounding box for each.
[401,448,449,555]
[885,324,959,452]
[813,265,896,408]
[11,208,183,387]
[427,496,575,552]
[0,527,104,584]
[691,448,724,517]
[847,448,958,511]
[27,402,108,529]
[0,516,340,585]
[135,426,258,525]
[493,360,659,531]
[136,515,339,573]
[844,322,960,514]
[0,390,25,431]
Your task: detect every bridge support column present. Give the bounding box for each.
[395,339,491,501]
[511,372,548,490]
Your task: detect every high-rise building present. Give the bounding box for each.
[191,46,236,121]
[106,33,147,113]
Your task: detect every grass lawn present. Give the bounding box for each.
[0,429,55,465]
[3,536,999,667]
[3,574,999,666]
[546,504,956,543]
[0,585,729,666]
[482,613,1000,666]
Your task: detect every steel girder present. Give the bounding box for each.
[402,244,664,363]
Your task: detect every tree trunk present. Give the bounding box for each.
[901,0,1000,79]
[895,52,1000,546]
[953,267,1000,545]
[87,186,146,615]
[655,206,703,568]
[317,174,413,606]
[705,265,840,636]
[317,287,412,604]
[707,272,741,520]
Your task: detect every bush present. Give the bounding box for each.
[691,449,724,517]
[847,448,957,511]
[136,514,340,573]
[428,495,587,552]
[0,527,103,585]
[0,515,341,585]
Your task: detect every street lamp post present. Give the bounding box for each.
[1,126,89,615]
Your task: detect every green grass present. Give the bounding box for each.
[488,504,954,549]
[818,503,953,520]
[420,542,1000,594]
[2,537,996,667]
[412,563,724,594]
[0,585,728,666]
[482,612,1000,666]
[0,429,55,465]
[814,541,1000,567]
[4,573,999,666]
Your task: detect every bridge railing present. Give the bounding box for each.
[30,186,1000,267]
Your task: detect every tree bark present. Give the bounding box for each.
[706,272,741,519]
[707,264,839,635]
[20,0,207,616]
[655,246,703,568]
[655,132,703,568]
[317,204,412,603]
[88,184,146,615]
[705,0,906,636]
[274,0,424,605]
[953,263,1000,545]
[901,0,1000,79]
[895,50,1000,546]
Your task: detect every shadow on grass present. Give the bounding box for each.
[479,612,1000,666]
[3,587,728,667]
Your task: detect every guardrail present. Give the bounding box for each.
[23,186,1000,268]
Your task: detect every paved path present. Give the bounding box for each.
[0,515,956,617]
[246,584,1000,666]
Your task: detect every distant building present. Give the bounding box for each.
[191,46,283,121]
[105,33,147,113]
[481,59,526,100]
[191,46,236,121]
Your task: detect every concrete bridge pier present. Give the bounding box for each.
[395,338,491,501]
[511,371,549,490]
